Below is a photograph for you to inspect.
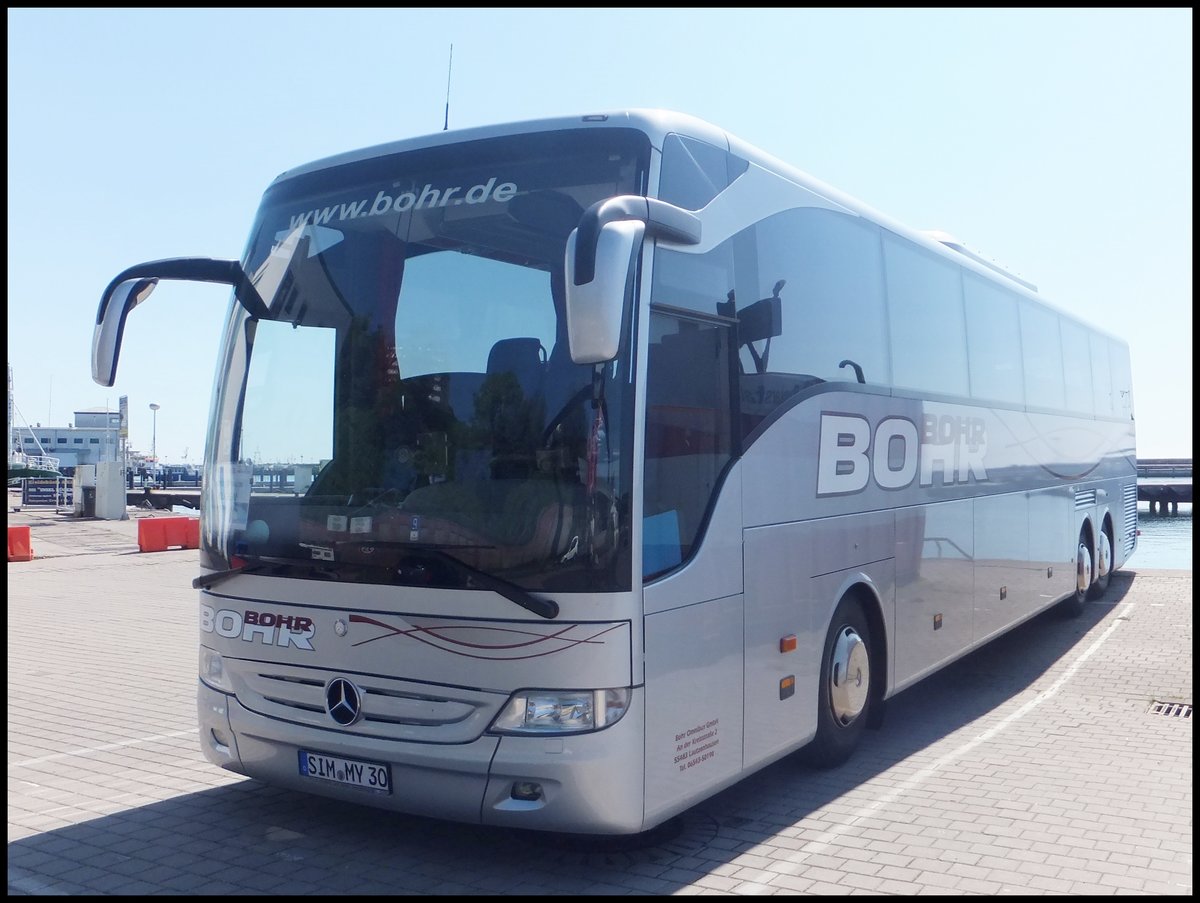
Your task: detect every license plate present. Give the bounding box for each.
[298,750,391,794]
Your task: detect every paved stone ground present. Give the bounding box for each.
[7,507,1192,895]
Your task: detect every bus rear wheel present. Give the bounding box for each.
[1063,529,1093,617]
[1087,523,1113,600]
[801,595,873,768]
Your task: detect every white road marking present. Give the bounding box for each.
[800,603,1136,854]
[12,728,200,767]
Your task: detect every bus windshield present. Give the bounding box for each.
[201,129,649,595]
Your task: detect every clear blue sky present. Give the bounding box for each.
[7,8,1192,462]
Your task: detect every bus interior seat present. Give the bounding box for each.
[486,337,547,399]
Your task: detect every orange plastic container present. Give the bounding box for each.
[8,525,33,562]
[138,516,200,552]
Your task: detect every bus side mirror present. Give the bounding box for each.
[93,277,158,387]
[563,220,645,364]
[91,257,269,386]
[563,196,701,364]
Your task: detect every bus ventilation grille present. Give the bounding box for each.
[1122,483,1139,555]
[1148,701,1192,719]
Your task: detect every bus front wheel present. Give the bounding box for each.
[801,595,873,768]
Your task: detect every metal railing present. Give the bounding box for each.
[1137,458,1192,479]
[10,451,61,472]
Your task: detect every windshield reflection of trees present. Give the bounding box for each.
[242,320,613,591]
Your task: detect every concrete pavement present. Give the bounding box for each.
[7,506,1193,895]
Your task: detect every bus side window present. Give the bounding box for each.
[731,208,888,444]
[643,312,734,578]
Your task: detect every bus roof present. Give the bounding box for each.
[268,108,1123,347]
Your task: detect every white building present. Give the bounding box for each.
[11,408,123,472]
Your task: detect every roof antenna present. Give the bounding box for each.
[443,44,453,131]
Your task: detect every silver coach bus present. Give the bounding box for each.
[92,109,1136,835]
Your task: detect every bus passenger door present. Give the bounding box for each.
[642,308,745,828]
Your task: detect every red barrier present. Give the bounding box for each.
[8,525,33,562]
[138,516,200,552]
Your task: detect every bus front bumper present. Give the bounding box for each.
[198,681,646,834]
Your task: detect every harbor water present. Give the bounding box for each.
[1133,501,1193,570]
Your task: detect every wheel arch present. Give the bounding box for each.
[1077,513,1096,558]
[1100,509,1115,542]
[830,576,889,715]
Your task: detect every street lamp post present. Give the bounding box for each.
[149,403,160,484]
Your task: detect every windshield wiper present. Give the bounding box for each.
[195,545,560,620]
[333,540,560,620]
[192,553,346,590]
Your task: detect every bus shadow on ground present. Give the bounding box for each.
[679,572,1135,846]
[7,576,1134,895]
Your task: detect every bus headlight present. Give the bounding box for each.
[199,646,233,693]
[490,688,631,735]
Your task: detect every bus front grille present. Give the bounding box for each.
[227,660,503,743]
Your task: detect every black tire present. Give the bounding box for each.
[800,595,873,768]
[1062,529,1092,618]
[1087,522,1114,600]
